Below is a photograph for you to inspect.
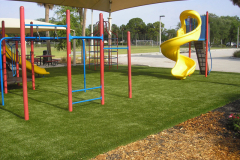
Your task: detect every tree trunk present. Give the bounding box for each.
[81,8,87,64]
[78,8,83,26]
[78,8,83,63]
[45,4,51,57]
[122,30,123,46]
[135,34,137,46]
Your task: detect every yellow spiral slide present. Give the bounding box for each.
[3,34,49,75]
[160,10,201,80]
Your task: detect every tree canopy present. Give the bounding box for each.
[37,6,240,47]
[209,13,240,45]
[230,0,240,7]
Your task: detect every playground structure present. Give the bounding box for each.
[0,6,132,120]
[88,20,119,70]
[160,10,211,79]
[2,34,50,74]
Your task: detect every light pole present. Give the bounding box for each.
[237,26,239,49]
[159,15,165,53]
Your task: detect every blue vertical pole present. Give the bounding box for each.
[82,39,86,92]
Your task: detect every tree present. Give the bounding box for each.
[111,24,119,34]
[153,22,165,42]
[126,18,146,42]
[230,0,240,7]
[57,6,87,63]
[208,13,240,45]
[77,8,84,26]
[120,24,126,45]
[54,6,81,51]
[176,22,181,30]
[54,5,89,64]
[229,21,239,43]
[146,22,161,42]
[146,23,155,40]
[112,24,119,45]
[209,13,222,45]
[79,8,87,63]
[37,3,54,56]
[165,29,176,39]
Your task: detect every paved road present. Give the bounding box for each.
[114,48,240,73]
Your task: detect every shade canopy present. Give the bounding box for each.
[12,0,183,12]
[0,18,66,34]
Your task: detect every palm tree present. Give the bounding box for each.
[37,3,54,56]
[230,0,240,7]
[77,8,83,26]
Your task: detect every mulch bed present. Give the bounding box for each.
[92,99,240,159]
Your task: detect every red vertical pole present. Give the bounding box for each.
[99,13,104,105]
[127,31,132,98]
[30,22,35,90]
[2,21,7,94]
[20,6,29,120]
[66,10,72,112]
[15,36,20,86]
[205,12,209,77]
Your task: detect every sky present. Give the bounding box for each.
[0,0,239,29]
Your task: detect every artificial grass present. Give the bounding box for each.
[0,65,240,159]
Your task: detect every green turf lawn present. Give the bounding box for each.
[1,65,240,159]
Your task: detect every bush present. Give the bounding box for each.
[233,50,240,58]
[60,57,84,64]
[60,57,67,64]
[229,113,240,136]
[60,57,74,64]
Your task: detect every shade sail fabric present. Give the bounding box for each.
[0,18,66,34]
[12,0,183,12]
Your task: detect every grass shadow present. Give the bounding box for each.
[0,106,24,119]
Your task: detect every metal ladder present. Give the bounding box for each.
[194,41,209,75]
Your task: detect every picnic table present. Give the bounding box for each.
[36,55,59,66]
[26,54,41,65]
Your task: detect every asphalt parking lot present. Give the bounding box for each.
[115,48,240,73]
